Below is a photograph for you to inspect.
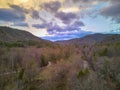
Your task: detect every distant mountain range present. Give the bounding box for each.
[1,26,120,90]
[0,26,120,46]
[56,33,120,45]
[42,30,93,41]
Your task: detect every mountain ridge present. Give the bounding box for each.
[0,26,43,41]
[56,33,120,45]
[0,26,56,47]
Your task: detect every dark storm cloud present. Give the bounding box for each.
[12,22,28,27]
[55,12,77,24]
[0,8,25,22]
[42,1,61,13]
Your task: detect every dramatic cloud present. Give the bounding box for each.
[0,0,120,40]
[42,1,61,13]
[101,0,120,23]
[55,12,77,24]
[0,8,25,22]
[32,20,85,36]
[73,20,85,27]
[9,5,25,13]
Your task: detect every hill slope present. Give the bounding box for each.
[0,28,120,90]
[0,26,55,47]
[0,26,43,41]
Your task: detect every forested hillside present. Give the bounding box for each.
[0,27,120,90]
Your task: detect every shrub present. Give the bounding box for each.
[40,54,48,67]
[27,40,39,46]
[98,48,108,56]
[18,68,24,80]
[77,68,90,78]
[0,41,25,48]
[36,44,42,48]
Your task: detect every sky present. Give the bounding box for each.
[0,0,120,41]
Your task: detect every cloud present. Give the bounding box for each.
[0,8,25,22]
[32,19,85,37]
[32,22,53,29]
[46,20,85,34]
[9,4,26,13]
[10,5,41,20]
[12,22,28,27]
[31,10,40,19]
[55,12,77,24]
[41,1,61,13]
[32,24,46,28]
[0,0,119,40]
[58,7,80,13]
[73,20,85,27]
[101,1,120,23]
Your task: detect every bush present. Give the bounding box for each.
[98,48,108,56]
[27,40,39,46]
[77,68,90,78]
[40,54,48,67]
[0,41,25,48]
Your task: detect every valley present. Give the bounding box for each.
[0,27,120,90]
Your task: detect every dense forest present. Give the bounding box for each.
[0,27,120,90]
